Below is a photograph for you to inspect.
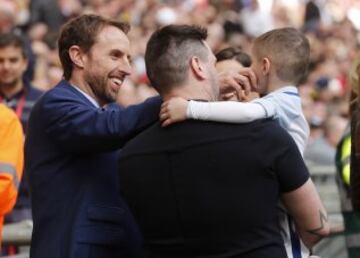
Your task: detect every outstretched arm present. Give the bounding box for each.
[44,95,161,153]
[160,98,275,127]
[159,67,261,126]
[187,100,273,123]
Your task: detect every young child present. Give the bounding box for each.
[160,27,311,258]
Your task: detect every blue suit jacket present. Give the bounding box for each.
[25,80,161,258]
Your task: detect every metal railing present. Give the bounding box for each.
[1,220,32,246]
[1,221,32,258]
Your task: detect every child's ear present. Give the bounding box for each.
[190,56,206,80]
[262,57,271,75]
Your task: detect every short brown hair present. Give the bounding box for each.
[58,14,130,80]
[253,27,310,85]
[145,25,208,94]
[0,32,27,58]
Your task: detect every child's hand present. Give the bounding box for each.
[218,68,258,100]
[221,90,259,102]
[160,97,189,127]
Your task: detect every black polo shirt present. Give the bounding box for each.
[119,119,309,258]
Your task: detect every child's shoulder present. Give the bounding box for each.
[268,86,299,97]
[266,87,301,106]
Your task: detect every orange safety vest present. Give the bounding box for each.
[0,104,23,246]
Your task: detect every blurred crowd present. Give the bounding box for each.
[0,0,359,156]
[0,0,359,192]
[0,0,360,256]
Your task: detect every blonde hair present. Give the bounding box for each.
[253,27,310,85]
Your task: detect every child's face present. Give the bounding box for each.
[250,49,268,95]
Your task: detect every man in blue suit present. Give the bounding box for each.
[25,14,161,258]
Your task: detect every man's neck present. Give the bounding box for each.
[162,84,213,102]
[68,76,103,106]
[0,80,24,99]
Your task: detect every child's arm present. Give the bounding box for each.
[160,97,276,127]
[188,100,274,123]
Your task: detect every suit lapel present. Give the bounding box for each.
[57,80,99,108]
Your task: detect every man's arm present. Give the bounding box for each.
[43,95,161,153]
[282,178,330,249]
[271,125,329,249]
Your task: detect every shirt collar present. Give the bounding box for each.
[71,84,100,108]
[272,85,298,94]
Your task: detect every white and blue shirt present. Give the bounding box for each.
[253,86,309,155]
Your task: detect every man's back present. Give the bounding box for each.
[119,119,309,258]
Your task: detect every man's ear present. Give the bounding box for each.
[262,57,271,76]
[69,45,85,69]
[190,56,206,80]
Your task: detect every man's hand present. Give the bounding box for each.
[160,97,189,127]
[218,68,258,100]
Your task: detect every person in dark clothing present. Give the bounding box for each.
[303,0,321,32]
[352,112,360,211]
[119,24,329,257]
[0,32,43,222]
[351,59,360,213]
[25,14,162,258]
[29,0,70,33]
[0,33,42,132]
